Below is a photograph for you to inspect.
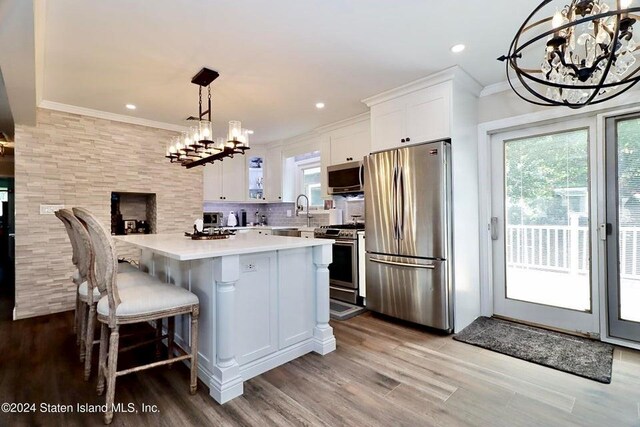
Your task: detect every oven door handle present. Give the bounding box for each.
[370,258,436,270]
[333,241,356,247]
[330,286,357,294]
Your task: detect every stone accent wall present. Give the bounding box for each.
[13,109,202,319]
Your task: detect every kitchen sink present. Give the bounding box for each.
[272,228,301,237]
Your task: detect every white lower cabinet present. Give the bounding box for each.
[235,252,278,365]
[230,248,316,363]
[278,248,315,348]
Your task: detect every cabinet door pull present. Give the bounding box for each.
[401,139,406,143]
[406,137,411,142]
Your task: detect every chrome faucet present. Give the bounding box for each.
[295,194,313,227]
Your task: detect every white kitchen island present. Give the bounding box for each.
[114,233,336,404]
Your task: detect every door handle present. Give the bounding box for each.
[491,217,499,241]
[370,258,436,269]
[399,167,405,240]
[393,165,399,240]
[599,223,612,241]
[330,286,356,294]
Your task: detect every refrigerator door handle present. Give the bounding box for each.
[393,165,399,240]
[399,166,405,240]
[370,258,436,270]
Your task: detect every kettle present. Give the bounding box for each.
[227,211,238,227]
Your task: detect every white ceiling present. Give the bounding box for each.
[0,0,38,138]
[39,0,542,143]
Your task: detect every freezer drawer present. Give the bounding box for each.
[365,254,451,331]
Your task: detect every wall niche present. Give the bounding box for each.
[111,192,156,236]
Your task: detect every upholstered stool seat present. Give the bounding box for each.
[97,280,199,318]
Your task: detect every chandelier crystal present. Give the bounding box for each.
[499,0,640,108]
[166,68,250,168]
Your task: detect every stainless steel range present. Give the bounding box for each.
[314,223,365,305]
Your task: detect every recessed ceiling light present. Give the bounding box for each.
[247,130,254,135]
[451,44,466,53]
[316,102,325,109]
[125,104,137,110]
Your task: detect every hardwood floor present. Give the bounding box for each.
[1,310,640,426]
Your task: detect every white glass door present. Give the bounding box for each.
[491,119,600,335]
[606,114,640,342]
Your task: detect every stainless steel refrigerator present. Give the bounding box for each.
[364,140,453,331]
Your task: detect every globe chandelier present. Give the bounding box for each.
[499,0,640,108]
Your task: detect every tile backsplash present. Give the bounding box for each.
[203,202,332,227]
[203,195,365,228]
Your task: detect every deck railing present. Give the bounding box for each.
[506,223,640,279]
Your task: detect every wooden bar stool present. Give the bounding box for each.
[54,210,84,344]
[57,209,157,380]
[73,207,199,425]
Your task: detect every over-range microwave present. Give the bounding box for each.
[327,161,364,195]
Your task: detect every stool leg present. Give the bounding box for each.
[97,323,108,396]
[83,304,96,381]
[167,317,175,368]
[79,303,87,361]
[190,308,199,395]
[155,319,163,359]
[74,291,79,336]
[104,326,120,425]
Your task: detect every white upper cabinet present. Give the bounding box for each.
[203,164,223,201]
[222,155,247,201]
[203,154,247,202]
[264,144,283,202]
[367,81,452,153]
[247,148,266,201]
[328,118,371,165]
[405,83,451,144]
[370,99,405,153]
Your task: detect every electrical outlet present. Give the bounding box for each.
[242,263,257,273]
[40,204,65,215]
[286,210,292,217]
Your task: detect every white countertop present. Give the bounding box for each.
[223,226,318,232]
[115,233,333,261]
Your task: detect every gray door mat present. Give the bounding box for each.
[454,317,614,384]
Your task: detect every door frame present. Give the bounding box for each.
[478,98,640,350]
[489,118,600,335]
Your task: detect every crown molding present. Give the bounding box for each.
[362,66,483,107]
[38,100,188,132]
[271,111,371,147]
[479,79,523,98]
[314,111,369,134]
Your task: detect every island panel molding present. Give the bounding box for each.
[13,108,203,319]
